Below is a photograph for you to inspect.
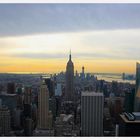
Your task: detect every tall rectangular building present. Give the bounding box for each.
[81,92,104,136]
[7,82,16,94]
[23,86,32,118]
[134,62,140,111]
[38,81,49,129]
[0,106,11,136]
[24,86,32,105]
[125,89,135,113]
[45,78,55,97]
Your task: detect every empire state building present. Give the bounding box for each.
[65,51,74,101]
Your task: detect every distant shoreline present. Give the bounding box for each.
[0,72,135,84]
[0,72,135,75]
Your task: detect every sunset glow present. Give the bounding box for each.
[0,4,140,74]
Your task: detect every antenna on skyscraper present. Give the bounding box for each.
[69,49,71,60]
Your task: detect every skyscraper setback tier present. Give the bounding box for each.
[65,52,74,101]
[81,92,104,136]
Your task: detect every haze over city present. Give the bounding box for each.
[0,4,140,73]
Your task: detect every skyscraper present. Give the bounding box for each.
[55,83,62,96]
[24,86,32,105]
[81,66,85,80]
[45,78,55,97]
[134,62,140,111]
[82,66,84,74]
[38,80,49,129]
[65,51,74,101]
[7,82,16,94]
[24,117,33,136]
[119,113,140,136]
[0,106,11,136]
[125,89,135,113]
[81,92,104,136]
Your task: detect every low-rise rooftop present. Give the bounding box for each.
[82,91,103,96]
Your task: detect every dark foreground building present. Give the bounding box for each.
[119,113,140,136]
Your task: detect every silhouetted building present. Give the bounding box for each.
[31,104,38,129]
[7,82,16,94]
[13,108,22,129]
[17,87,22,95]
[17,94,24,109]
[119,113,140,136]
[125,89,135,112]
[49,97,57,120]
[45,78,55,97]
[109,97,123,123]
[75,70,78,78]
[134,62,140,111]
[55,96,61,117]
[82,66,84,74]
[0,93,17,111]
[114,97,123,123]
[112,81,119,96]
[23,86,32,120]
[0,99,2,107]
[0,106,11,136]
[23,104,32,118]
[81,66,85,80]
[24,117,33,136]
[48,111,53,129]
[24,86,32,105]
[122,73,125,80]
[65,51,74,101]
[81,92,104,136]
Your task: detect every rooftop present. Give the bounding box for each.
[120,114,140,123]
[0,93,17,97]
[63,114,73,122]
[82,91,103,97]
[137,62,140,68]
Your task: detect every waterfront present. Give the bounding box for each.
[94,73,135,84]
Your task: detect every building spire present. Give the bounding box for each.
[69,49,71,60]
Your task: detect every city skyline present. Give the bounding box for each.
[0,4,140,73]
[1,2,140,137]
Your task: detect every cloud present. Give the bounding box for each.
[0,29,140,61]
[10,53,67,59]
[0,63,12,66]
[0,4,140,36]
[10,51,140,60]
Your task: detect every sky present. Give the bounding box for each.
[0,3,140,73]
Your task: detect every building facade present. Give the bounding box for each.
[119,113,140,136]
[38,80,49,129]
[134,62,140,111]
[7,82,16,94]
[125,89,135,113]
[81,92,104,136]
[24,86,32,105]
[0,106,11,136]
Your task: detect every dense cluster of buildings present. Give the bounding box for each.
[0,53,140,136]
